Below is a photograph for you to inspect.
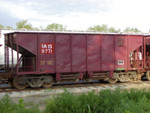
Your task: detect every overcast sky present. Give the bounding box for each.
[0,0,150,32]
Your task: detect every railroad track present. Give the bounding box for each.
[0,80,150,93]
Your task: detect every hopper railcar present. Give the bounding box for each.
[1,31,150,89]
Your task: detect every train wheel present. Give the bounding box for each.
[146,71,150,80]
[13,75,26,89]
[43,76,54,88]
[108,78,117,84]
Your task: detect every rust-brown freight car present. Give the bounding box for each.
[2,31,150,89]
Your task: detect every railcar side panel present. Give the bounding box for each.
[72,34,86,72]
[145,36,150,45]
[17,33,37,55]
[55,34,71,73]
[101,35,115,71]
[115,35,127,70]
[128,35,143,69]
[17,33,37,72]
[38,34,55,73]
[87,34,101,71]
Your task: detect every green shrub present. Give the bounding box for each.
[0,94,41,113]
[44,90,81,113]
[77,92,99,113]
[2,88,150,113]
[44,89,150,113]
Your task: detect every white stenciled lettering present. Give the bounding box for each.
[48,49,52,53]
[41,43,54,54]
[41,49,45,53]
[48,44,52,48]
[42,44,47,48]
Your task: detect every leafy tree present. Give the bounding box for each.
[88,24,109,32]
[109,27,120,33]
[6,26,13,29]
[0,24,4,29]
[39,26,44,30]
[45,23,66,31]
[16,19,33,30]
[123,27,141,33]
[88,24,120,33]
[33,27,39,30]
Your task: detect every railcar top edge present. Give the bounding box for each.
[4,31,145,36]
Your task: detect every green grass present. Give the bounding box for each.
[1,89,150,113]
